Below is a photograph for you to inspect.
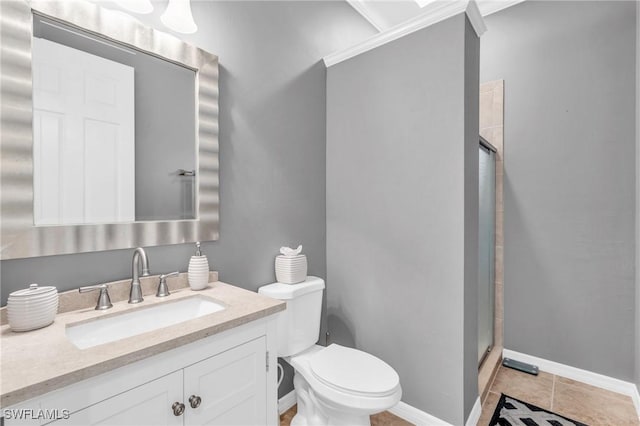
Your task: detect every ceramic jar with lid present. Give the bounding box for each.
[7,284,58,332]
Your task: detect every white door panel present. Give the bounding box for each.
[33,112,63,224]
[84,119,119,223]
[32,37,134,225]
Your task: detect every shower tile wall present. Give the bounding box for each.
[479,80,504,348]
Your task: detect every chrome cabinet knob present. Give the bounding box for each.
[189,395,202,409]
[172,402,185,416]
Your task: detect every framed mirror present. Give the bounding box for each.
[0,0,219,259]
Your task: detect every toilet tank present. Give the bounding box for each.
[258,276,325,357]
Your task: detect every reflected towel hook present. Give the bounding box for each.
[177,169,196,176]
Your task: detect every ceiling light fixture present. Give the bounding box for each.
[161,0,198,34]
[414,0,437,8]
[114,0,153,14]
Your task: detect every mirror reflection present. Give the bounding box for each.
[32,15,197,225]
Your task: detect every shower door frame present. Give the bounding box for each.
[478,136,497,367]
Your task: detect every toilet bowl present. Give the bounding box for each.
[287,344,401,426]
[259,277,402,426]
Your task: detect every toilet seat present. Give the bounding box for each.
[309,344,400,397]
[289,344,402,416]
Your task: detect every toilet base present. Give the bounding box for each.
[290,369,373,426]
[291,411,370,426]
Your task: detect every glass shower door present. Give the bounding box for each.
[478,144,495,365]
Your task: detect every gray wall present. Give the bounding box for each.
[481,1,637,381]
[326,14,479,425]
[463,17,480,421]
[1,0,375,397]
[636,0,640,393]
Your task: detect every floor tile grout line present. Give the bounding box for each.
[550,374,556,411]
[480,365,639,426]
[487,364,501,395]
[556,377,637,404]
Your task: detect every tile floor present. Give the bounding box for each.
[479,366,640,426]
[279,405,413,426]
[280,366,640,426]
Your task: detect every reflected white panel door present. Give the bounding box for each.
[50,370,183,426]
[184,337,267,426]
[32,37,134,225]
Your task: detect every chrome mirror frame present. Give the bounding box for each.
[0,0,219,259]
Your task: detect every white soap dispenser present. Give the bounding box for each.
[188,242,210,290]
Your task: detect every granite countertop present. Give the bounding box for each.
[0,277,285,408]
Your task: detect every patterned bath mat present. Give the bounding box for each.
[489,394,588,426]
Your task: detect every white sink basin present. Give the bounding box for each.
[66,296,225,349]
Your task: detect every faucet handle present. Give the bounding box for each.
[157,271,180,297]
[160,271,180,280]
[79,284,113,310]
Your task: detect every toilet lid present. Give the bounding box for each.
[309,344,399,396]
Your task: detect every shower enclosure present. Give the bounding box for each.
[478,137,496,365]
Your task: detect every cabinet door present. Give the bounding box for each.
[184,337,267,426]
[47,371,183,426]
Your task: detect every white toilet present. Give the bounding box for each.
[259,276,402,426]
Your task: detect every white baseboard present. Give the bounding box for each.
[388,401,452,425]
[278,390,297,415]
[633,386,640,422]
[503,349,640,420]
[465,397,482,426]
[282,391,481,425]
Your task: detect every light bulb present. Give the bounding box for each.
[114,0,153,14]
[414,0,436,7]
[161,0,198,34]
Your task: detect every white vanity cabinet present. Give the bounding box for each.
[184,337,266,425]
[5,318,278,426]
[49,371,184,426]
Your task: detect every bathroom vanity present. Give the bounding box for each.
[0,279,285,426]
[0,1,286,423]
[0,0,286,423]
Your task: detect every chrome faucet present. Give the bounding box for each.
[129,247,150,304]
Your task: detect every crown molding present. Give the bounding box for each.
[346,0,384,32]
[324,0,485,68]
[465,0,486,37]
